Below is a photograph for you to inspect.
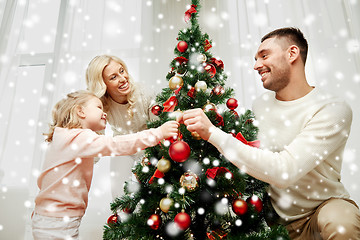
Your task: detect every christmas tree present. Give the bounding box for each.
[104,1,290,239]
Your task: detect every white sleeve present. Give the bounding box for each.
[208,102,352,189]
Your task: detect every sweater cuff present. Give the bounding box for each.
[208,127,229,149]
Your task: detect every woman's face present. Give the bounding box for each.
[102,60,131,103]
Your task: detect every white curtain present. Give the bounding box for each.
[0,0,359,239]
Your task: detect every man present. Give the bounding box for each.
[182,27,360,239]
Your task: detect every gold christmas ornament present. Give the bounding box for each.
[180,172,199,192]
[195,81,207,92]
[169,75,184,90]
[202,101,216,112]
[159,197,173,213]
[157,158,171,173]
[191,132,202,140]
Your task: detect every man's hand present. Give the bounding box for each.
[182,108,215,140]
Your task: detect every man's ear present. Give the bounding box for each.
[288,45,300,63]
[76,106,86,118]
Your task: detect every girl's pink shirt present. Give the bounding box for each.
[34,127,163,218]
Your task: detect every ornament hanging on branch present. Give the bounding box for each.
[210,58,224,70]
[226,98,238,110]
[151,105,163,116]
[147,214,161,230]
[174,211,191,230]
[177,41,188,53]
[180,171,199,192]
[107,214,120,225]
[157,157,171,173]
[169,140,191,163]
[191,131,201,140]
[169,75,184,90]
[211,85,225,96]
[159,197,173,213]
[204,63,216,78]
[195,80,207,92]
[246,195,263,213]
[232,198,248,216]
[204,39,212,52]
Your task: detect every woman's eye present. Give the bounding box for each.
[110,75,116,80]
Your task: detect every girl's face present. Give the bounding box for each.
[102,60,131,103]
[80,97,107,131]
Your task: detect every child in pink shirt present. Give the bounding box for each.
[32,90,179,240]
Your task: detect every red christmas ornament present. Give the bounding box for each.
[147,214,161,230]
[204,63,216,78]
[151,105,163,116]
[174,212,191,230]
[123,207,134,214]
[204,39,212,52]
[232,199,248,216]
[246,195,263,213]
[107,214,119,225]
[177,41,188,53]
[226,98,238,110]
[169,140,191,163]
[210,57,224,70]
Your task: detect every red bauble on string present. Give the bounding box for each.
[226,98,238,110]
[174,212,191,230]
[232,199,248,216]
[177,41,188,52]
[147,214,161,230]
[151,105,163,116]
[204,63,216,78]
[246,195,263,213]
[169,140,191,162]
[107,214,119,225]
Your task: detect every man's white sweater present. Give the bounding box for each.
[209,88,352,222]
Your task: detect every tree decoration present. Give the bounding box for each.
[169,140,191,162]
[169,75,184,90]
[187,87,196,98]
[226,98,238,110]
[246,195,263,213]
[107,214,120,225]
[195,80,207,92]
[147,214,161,230]
[191,131,201,140]
[151,105,163,116]
[177,41,188,52]
[174,211,191,230]
[203,101,216,112]
[159,197,173,213]
[141,157,150,167]
[210,58,224,70]
[184,4,197,23]
[232,199,248,216]
[157,157,171,173]
[163,96,178,112]
[197,53,207,63]
[180,171,199,191]
[204,63,216,78]
[204,39,212,51]
[211,85,225,96]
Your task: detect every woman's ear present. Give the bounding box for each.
[288,45,300,63]
[76,106,86,118]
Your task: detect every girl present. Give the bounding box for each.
[86,55,157,198]
[32,90,178,239]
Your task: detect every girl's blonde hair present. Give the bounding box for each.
[44,90,97,142]
[85,55,136,118]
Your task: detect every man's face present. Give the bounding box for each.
[254,37,291,92]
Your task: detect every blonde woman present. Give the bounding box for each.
[86,55,157,198]
[32,90,178,239]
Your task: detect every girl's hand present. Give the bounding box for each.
[160,121,179,139]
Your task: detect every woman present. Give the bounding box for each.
[86,55,157,198]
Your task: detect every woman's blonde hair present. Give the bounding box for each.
[85,55,136,118]
[44,90,97,142]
